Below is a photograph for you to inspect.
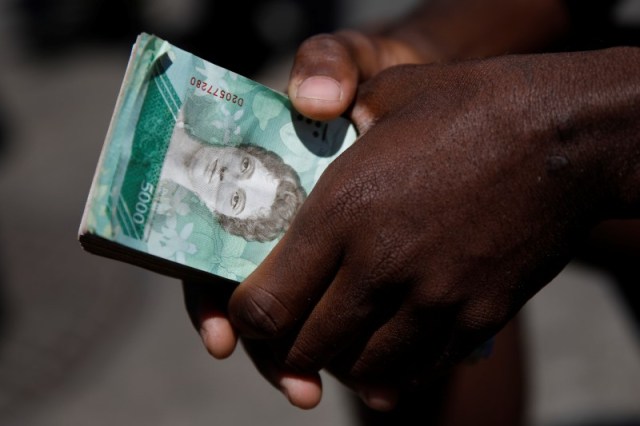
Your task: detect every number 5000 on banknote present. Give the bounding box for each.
[79,33,358,283]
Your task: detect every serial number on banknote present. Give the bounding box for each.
[189,77,245,106]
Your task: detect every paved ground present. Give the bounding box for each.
[0,1,639,425]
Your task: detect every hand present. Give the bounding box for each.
[184,30,434,410]
[229,50,629,407]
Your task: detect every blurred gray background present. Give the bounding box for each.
[0,0,639,425]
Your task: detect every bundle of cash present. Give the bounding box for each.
[79,33,357,283]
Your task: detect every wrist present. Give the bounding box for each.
[381,0,570,63]
[528,47,640,219]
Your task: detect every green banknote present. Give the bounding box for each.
[79,33,357,283]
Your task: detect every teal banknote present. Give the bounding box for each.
[79,33,358,283]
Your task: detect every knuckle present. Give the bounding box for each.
[412,280,462,310]
[295,33,349,68]
[300,32,342,50]
[230,285,295,337]
[365,231,416,284]
[459,298,512,334]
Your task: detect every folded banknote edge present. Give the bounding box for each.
[78,232,239,287]
[78,35,145,238]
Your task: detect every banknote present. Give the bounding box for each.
[79,33,358,283]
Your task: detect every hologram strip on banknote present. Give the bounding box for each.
[79,33,357,283]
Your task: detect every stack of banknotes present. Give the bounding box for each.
[78,33,358,283]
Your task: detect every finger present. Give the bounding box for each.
[228,193,343,339]
[288,32,360,121]
[200,314,238,359]
[182,280,238,359]
[277,261,398,373]
[241,339,323,410]
[331,300,454,387]
[288,30,425,122]
[345,306,501,391]
[280,374,323,410]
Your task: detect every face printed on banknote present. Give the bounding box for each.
[186,144,280,219]
[162,115,306,242]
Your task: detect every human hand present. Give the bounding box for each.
[228,49,634,409]
[183,29,434,410]
[183,5,568,407]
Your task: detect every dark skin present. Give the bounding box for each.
[183,0,640,413]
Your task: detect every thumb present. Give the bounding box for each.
[289,29,418,121]
[288,30,426,125]
[288,32,360,121]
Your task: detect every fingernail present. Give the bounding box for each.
[296,76,342,102]
[358,388,398,412]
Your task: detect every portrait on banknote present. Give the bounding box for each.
[160,111,307,243]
